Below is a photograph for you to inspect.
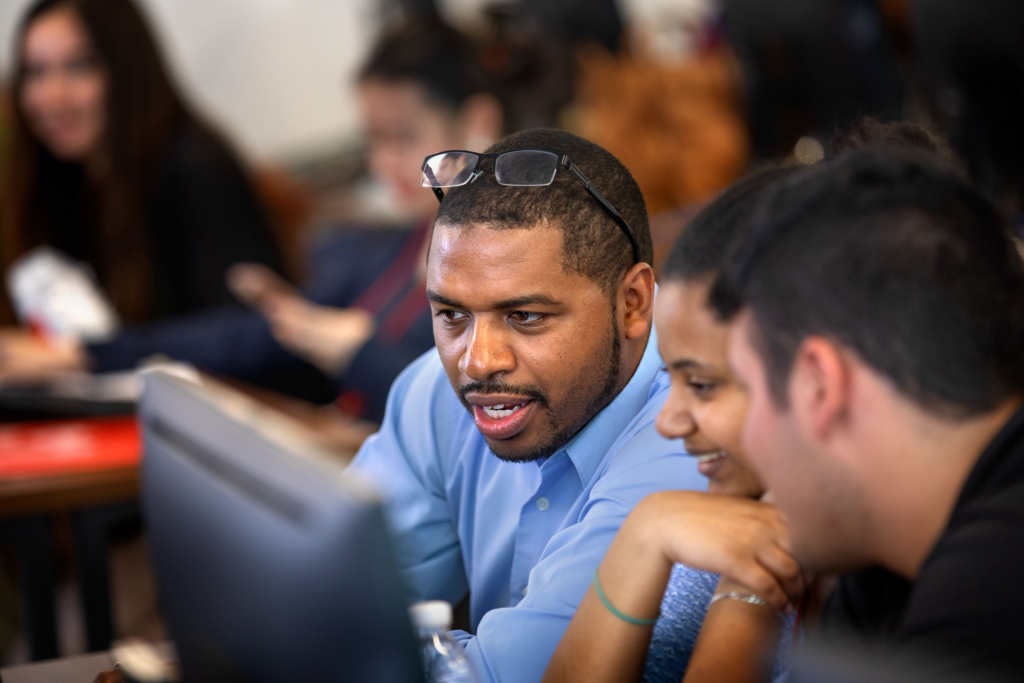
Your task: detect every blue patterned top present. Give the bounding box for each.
[642,564,796,683]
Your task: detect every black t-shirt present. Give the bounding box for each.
[39,122,283,320]
[145,124,284,316]
[818,405,1024,680]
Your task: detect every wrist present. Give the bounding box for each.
[631,491,698,561]
[48,336,87,372]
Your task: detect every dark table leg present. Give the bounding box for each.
[0,515,58,661]
[71,502,139,653]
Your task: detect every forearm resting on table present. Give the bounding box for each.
[0,329,88,381]
[542,508,673,683]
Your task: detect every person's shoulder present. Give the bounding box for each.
[358,347,481,474]
[895,478,1024,669]
[388,347,447,396]
[158,122,245,180]
[385,349,471,429]
[607,367,676,462]
[927,473,1024,571]
[307,225,415,271]
[589,368,703,498]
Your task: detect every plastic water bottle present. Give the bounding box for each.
[409,600,479,683]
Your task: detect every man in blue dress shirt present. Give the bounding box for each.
[350,128,705,682]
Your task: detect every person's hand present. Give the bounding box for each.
[262,297,375,376]
[227,263,375,376]
[0,328,86,383]
[631,491,804,611]
[226,263,297,308]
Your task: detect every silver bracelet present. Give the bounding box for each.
[708,591,784,621]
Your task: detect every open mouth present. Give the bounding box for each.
[690,450,728,477]
[472,399,536,440]
[480,403,527,419]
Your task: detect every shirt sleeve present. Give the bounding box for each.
[85,303,338,402]
[337,311,435,423]
[457,411,707,683]
[348,351,470,606]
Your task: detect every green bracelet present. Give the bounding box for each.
[592,568,660,626]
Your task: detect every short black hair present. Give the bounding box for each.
[831,117,961,169]
[712,149,1024,417]
[359,18,493,112]
[435,128,652,294]
[661,164,798,284]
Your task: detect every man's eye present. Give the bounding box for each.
[509,311,544,325]
[437,309,467,324]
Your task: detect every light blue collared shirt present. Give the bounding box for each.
[351,328,706,683]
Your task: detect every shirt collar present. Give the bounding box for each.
[558,322,663,486]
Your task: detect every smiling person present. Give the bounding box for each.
[544,165,804,683]
[0,0,284,331]
[348,127,705,682]
[712,149,1024,679]
[0,16,505,421]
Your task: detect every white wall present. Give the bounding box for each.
[0,0,379,161]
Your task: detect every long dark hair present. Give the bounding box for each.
[2,0,202,321]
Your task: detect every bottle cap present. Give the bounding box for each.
[409,600,453,630]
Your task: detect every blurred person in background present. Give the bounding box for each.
[0,17,509,424]
[224,16,507,420]
[574,0,749,221]
[0,0,285,338]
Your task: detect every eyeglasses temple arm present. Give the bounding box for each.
[421,164,446,203]
[560,157,641,264]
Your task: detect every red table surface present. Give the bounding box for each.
[0,417,140,479]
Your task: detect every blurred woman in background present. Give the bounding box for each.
[0,16,512,423]
[1,0,284,325]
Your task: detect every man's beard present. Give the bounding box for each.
[458,314,623,463]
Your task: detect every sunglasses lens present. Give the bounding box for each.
[421,152,479,188]
[495,150,559,186]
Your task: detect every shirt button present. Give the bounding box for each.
[536,497,550,511]
[522,586,528,597]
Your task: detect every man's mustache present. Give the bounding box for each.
[457,380,549,409]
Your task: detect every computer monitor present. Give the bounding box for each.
[139,369,423,683]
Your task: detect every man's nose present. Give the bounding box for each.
[460,320,515,381]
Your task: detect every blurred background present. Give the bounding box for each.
[1,0,377,160]
[3,0,1022,236]
[0,0,1021,667]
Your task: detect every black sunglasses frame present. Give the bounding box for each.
[421,150,641,264]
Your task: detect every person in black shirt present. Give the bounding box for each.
[1,0,284,323]
[709,148,1024,680]
[0,17,508,422]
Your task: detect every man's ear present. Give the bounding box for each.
[620,263,655,341]
[789,336,851,442]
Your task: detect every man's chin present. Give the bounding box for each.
[484,434,557,463]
